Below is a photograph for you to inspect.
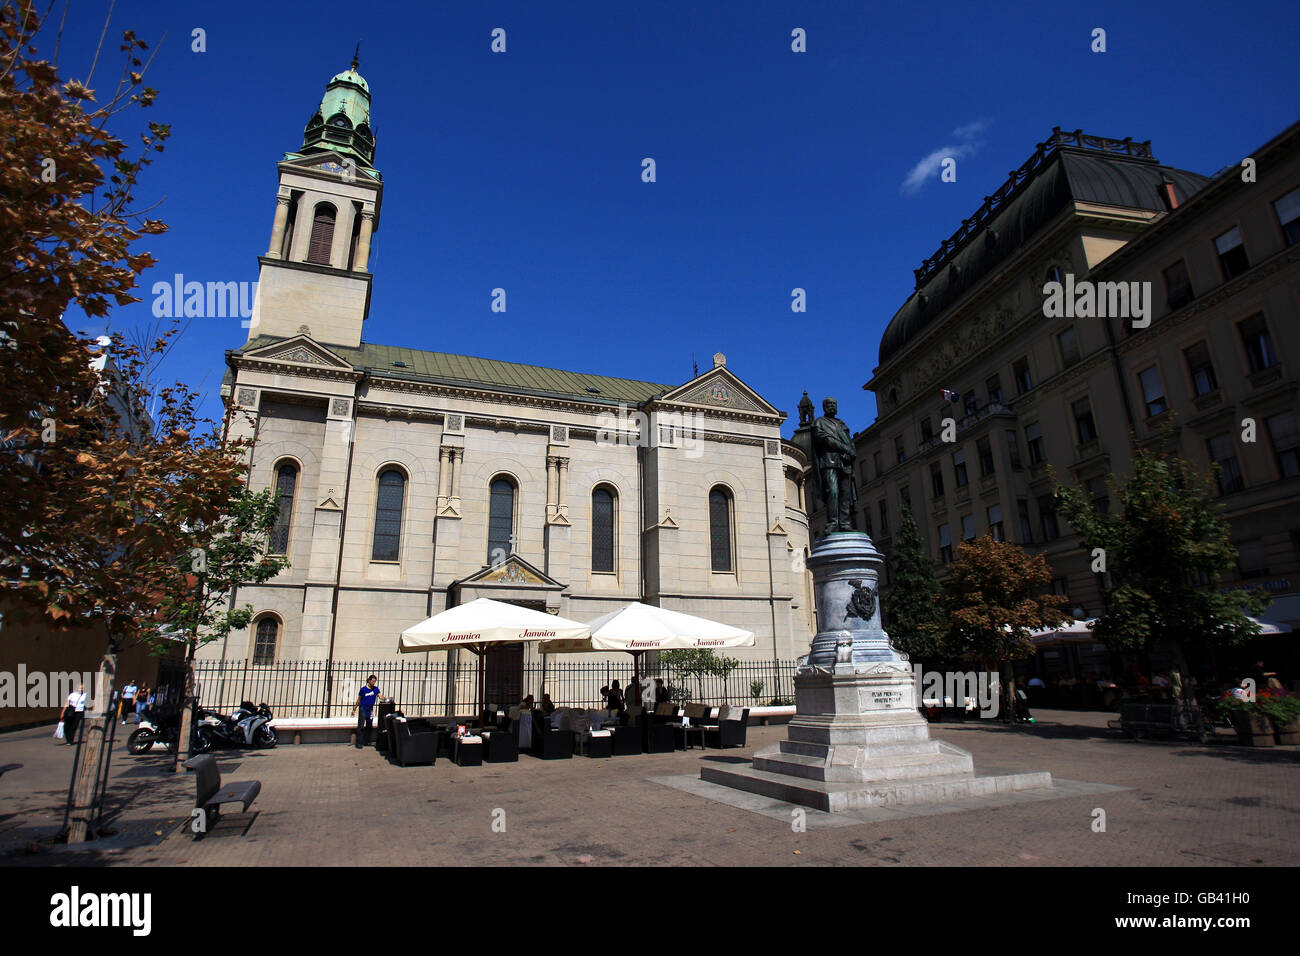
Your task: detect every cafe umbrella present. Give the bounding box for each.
[539,602,756,704]
[399,598,590,719]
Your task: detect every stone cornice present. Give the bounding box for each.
[231,354,364,384]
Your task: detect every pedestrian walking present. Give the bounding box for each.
[120,679,137,723]
[62,684,88,746]
[351,675,383,749]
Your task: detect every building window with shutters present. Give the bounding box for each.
[371,468,406,562]
[977,437,995,477]
[270,460,297,555]
[952,447,968,487]
[1207,434,1245,495]
[1163,260,1194,310]
[487,477,517,565]
[1138,366,1168,417]
[1037,495,1060,542]
[1017,499,1033,543]
[1274,186,1300,246]
[1057,327,1081,368]
[1072,399,1097,444]
[1013,356,1033,395]
[987,504,1004,541]
[1183,341,1218,396]
[938,524,953,564]
[306,202,337,266]
[930,460,944,498]
[1214,226,1250,280]
[252,616,279,666]
[1237,313,1278,373]
[591,486,616,573]
[709,486,734,573]
[1265,411,1300,479]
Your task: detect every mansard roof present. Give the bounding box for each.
[877,128,1212,367]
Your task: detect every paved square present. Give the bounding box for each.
[0,710,1295,866]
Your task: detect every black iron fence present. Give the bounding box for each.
[192,658,800,718]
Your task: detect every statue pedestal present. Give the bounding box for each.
[702,532,1052,811]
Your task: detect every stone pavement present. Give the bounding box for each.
[0,710,1295,866]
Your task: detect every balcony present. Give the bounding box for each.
[915,402,1017,456]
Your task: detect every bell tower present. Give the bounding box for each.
[245,52,383,348]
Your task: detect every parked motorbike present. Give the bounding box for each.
[194,701,277,750]
[126,705,211,755]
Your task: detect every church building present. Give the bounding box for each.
[206,62,816,679]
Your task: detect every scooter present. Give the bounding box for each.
[194,701,277,750]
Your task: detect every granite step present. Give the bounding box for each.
[753,748,973,782]
[701,764,1054,813]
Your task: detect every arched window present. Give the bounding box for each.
[591,486,615,573]
[371,468,406,561]
[487,477,516,565]
[306,202,336,266]
[270,461,297,555]
[709,486,734,572]
[252,617,278,665]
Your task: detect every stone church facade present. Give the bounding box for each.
[204,63,815,672]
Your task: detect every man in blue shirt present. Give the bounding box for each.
[352,675,383,749]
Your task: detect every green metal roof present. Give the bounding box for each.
[240,336,673,405]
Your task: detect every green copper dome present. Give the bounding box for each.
[301,63,376,169]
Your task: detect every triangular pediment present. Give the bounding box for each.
[657,366,781,417]
[243,335,353,370]
[459,554,563,589]
[279,150,381,183]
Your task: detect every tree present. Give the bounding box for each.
[885,505,946,666]
[0,6,274,840]
[941,535,1069,716]
[657,649,739,703]
[156,485,289,772]
[1053,450,1266,679]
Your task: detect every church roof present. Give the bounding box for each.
[877,128,1211,367]
[238,336,673,405]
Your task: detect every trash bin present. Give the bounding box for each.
[376,699,396,752]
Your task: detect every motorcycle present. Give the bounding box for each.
[194,701,278,750]
[126,705,211,755]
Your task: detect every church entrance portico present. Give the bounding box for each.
[448,556,567,711]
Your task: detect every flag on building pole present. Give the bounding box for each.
[940,388,960,402]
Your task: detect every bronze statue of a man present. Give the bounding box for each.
[811,397,857,534]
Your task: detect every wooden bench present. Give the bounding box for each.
[183,754,261,839]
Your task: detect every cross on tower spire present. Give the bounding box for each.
[351,39,361,71]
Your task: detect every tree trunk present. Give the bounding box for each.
[171,640,198,774]
[67,651,116,843]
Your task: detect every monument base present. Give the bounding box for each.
[703,662,1052,811]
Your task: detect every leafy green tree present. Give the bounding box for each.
[885,505,945,666]
[157,486,289,771]
[657,649,739,703]
[1053,450,1266,677]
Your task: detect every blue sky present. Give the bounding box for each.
[52,0,1300,435]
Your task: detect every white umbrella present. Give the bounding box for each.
[400,598,590,717]
[1247,615,1292,635]
[1029,618,1100,645]
[539,602,755,702]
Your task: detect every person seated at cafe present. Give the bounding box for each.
[653,678,669,708]
[521,694,535,711]
[607,680,625,715]
[540,693,555,716]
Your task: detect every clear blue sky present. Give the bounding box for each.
[53,0,1300,435]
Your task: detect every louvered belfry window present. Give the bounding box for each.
[709,487,733,572]
[306,203,336,266]
[270,463,297,554]
[591,487,615,573]
[371,469,406,561]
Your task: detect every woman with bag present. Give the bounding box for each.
[61,685,87,746]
